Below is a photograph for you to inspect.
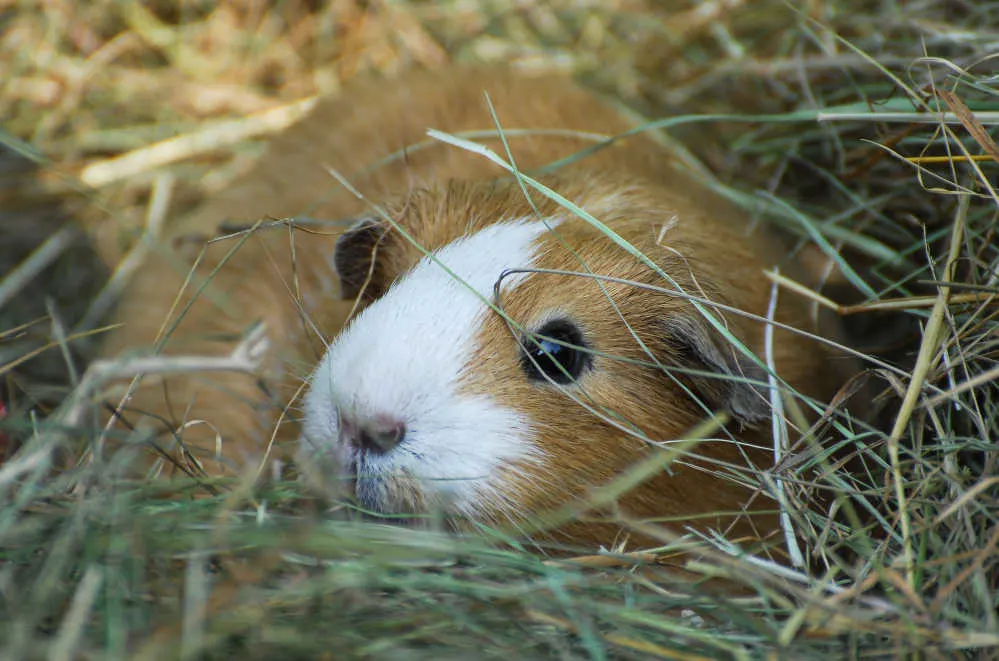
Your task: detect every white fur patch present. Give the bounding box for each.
[300,219,554,515]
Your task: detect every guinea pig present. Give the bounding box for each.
[99,67,858,549]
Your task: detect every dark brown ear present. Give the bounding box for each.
[334,217,392,301]
[663,315,771,426]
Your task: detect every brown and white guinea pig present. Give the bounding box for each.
[101,67,858,548]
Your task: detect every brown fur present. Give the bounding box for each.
[100,67,856,549]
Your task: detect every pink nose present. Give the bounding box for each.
[339,412,406,455]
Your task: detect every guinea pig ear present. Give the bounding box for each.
[663,316,772,427]
[334,217,392,301]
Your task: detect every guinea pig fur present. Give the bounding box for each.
[100,67,858,549]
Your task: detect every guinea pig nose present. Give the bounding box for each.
[340,413,406,455]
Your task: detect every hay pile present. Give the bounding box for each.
[1,1,996,658]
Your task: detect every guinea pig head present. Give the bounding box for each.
[299,176,843,545]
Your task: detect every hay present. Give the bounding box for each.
[1,1,996,658]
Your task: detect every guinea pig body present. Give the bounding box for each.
[102,68,855,548]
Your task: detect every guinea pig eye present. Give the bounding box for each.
[520,319,589,385]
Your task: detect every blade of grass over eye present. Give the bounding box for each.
[428,128,797,394]
[480,92,687,435]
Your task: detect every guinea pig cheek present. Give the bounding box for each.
[452,322,555,522]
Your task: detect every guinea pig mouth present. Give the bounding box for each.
[347,455,432,519]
